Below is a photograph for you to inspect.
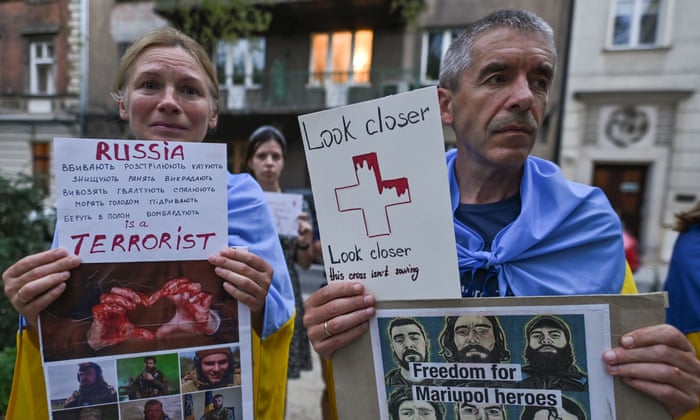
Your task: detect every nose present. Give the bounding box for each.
[506,75,534,112]
[157,87,182,114]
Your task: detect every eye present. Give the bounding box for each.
[181,85,201,97]
[140,80,158,90]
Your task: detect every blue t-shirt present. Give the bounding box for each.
[454,194,521,297]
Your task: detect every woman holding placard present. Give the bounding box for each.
[2,27,294,419]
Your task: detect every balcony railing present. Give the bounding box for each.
[219,68,424,113]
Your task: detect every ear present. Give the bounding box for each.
[438,87,454,125]
[208,112,218,130]
[118,100,128,121]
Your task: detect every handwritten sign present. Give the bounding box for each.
[54,137,228,262]
[264,191,303,237]
[298,87,461,300]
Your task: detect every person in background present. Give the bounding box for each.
[663,199,700,420]
[302,9,700,419]
[246,124,315,380]
[2,26,294,419]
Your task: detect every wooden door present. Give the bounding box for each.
[592,164,648,239]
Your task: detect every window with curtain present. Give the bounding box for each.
[611,0,666,47]
[216,37,266,88]
[309,30,374,85]
[29,40,55,95]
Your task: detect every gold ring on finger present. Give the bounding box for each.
[323,321,333,338]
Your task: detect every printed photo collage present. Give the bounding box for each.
[372,305,614,420]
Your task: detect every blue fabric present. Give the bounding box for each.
[664,224,700,334]
[226,173,295,339]
[446,149,626,297]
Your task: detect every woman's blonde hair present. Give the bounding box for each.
[674,200,700,232]
[111,26,219,112]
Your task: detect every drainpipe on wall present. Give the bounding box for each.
[79,0,89,137]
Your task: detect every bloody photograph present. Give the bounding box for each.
[39,260,239,362]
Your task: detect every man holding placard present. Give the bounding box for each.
[303,8,700,419]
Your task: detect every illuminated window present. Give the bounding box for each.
[420,28,463,84]
[610,0,667,47]
[29,40,55,95]
[216,37,266,88]
[309,30,374,85]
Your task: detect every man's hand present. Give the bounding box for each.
[303,281,376,360]
[603,324,700,418]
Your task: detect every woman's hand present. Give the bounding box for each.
[295,212,314,269]
[2,248,81,326]
[303,281,376,360]
[603,324,700,418]
[209,247,272,335]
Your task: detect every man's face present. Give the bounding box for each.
[391,323,427,369]
[458,404,505,420]
[144,402,164,420]
[528,325,567,353]
[214,395,224,409]
[78,366,97,386]
[438,27,554,172]
[453,315,495,362]
[145,359,156,370]
[398,400,438,420]
[533,407,578,420]
[201,353,230,384]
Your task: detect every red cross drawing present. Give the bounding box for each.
[335,152,411,237]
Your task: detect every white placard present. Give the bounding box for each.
[299,87,461,300]
[54,137,228,262]
[264,191,303,237]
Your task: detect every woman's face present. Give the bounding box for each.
[248,139,285,187]
[118,45,217,142]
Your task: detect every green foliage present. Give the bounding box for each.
[0,173,54,413]
[390,0,426,26]
[0,346,18,414]
[161,0,272,54]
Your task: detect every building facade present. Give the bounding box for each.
[560,0,699,269]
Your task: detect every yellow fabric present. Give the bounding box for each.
[678,332,700,420]
[7,314,294,420]
[6,328,49,420]
[252,312,294,419]
[620,262,639,294]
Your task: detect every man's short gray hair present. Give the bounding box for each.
[439,9,557,92]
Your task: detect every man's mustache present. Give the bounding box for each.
[488,113,538,133]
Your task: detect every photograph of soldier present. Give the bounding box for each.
[385,317,433,386]
[438,315,510,364]
[118,394,182,419]
[387,386,445,420]
[51,405,120,420]
[181,347,241,391]
[519,315,587,391]
[118,355,177,400]
[144,399,172,420]
[455,402,507,420]
[63,362,118,408]
[199,393,235,420]
[519,396,587,420]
